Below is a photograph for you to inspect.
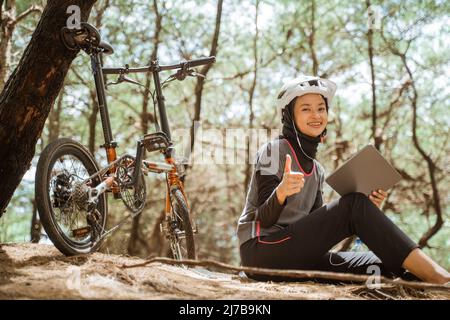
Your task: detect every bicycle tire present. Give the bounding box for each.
[170,188,196,260]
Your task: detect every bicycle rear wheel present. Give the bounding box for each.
[168,188,196,260]
[35,138,107,256]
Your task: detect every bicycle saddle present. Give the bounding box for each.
[61,22,114,55]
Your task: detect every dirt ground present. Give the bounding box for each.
[0,243,448,300]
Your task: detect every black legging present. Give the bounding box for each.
[240,192,419,282]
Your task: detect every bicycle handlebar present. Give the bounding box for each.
[160,56,216,70]
[102,56,216,75]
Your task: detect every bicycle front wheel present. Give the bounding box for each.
[169,188,196,260]
[35,138,108,256]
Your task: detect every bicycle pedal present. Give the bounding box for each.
[141,132,170,152]
[72,226,91,238]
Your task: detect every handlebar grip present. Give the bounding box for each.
[186,56,216,68]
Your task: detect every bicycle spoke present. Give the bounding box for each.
[47,154,97,244]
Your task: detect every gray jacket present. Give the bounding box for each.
[236,138,325,246]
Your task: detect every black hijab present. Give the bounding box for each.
[279,97,327,173]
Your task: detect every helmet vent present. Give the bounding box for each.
[277,89,287,99]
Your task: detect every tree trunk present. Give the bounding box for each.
[0,0,97,216]
[41,83,64,238]
[30,198,41,243]
[0,1,14,90]
[47,87,64,143]
[127,211,150,256]
[88,89,99,153]
[380,30,443,248]
[402,57,443,248]
[365,0,380,150]
[308,0,318,75]
[147,209,167,256]
[188,0,223,155]
[0,1,42,90]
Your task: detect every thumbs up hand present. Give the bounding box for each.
[276,154,305,205]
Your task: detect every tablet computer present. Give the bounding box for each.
[325,145,402,196]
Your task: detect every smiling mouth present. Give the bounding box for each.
[308,122,323,128]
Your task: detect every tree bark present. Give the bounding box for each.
[0,0,97,216]
[48,87,64,143]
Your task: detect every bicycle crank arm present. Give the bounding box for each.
[87,176,115,202]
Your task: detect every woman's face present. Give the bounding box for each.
[293,93,328,137]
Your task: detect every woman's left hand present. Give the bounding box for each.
[369,189,388,208]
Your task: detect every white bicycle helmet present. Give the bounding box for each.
[276,75,337,109]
